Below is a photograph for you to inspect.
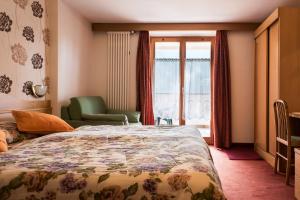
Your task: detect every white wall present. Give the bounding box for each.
[90,32,139,111]
[228,31,255,143]
[89,31,255,143]
[56,0,94,114]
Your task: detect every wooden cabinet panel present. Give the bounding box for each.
[268,21,279,156]
[279,8,300,113]
[255,30,268,151]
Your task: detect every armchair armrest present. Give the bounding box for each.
[107,110,141,123]
[82,114,128,123]
[61,106,70,120]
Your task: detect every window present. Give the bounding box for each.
[153,42,180,125]
[151,37,214,141]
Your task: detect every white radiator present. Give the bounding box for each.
[107,32,130,110]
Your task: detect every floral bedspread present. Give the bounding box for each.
[0,125,225,200]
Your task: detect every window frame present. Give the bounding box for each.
[150,36,215,144]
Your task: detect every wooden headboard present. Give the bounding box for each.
[0,99,52,121]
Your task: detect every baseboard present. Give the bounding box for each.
[254,145,275,167]
[210,143,255,148]
[232,143,255,148]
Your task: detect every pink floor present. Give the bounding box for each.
[210,147,295,200]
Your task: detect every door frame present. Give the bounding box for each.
[150,36,215,144]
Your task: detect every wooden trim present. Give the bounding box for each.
[0,100,52,120]
[0,100,51,113]
[150,37,215,44]
[296,148,300,200]
[150,37,155,109]
[0,107,51,115]
[150,37,214,125]
[150,36,215,42]
[92,23,259,32]
[266,31,270,152]
[231,143,255,147]
[289,112,300,119]
[255,144,275,167]
[179,39,186,125]
[254,9,279,38]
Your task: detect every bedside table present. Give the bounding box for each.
[296,148,300,200]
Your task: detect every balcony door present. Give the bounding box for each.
[151,37,214,143]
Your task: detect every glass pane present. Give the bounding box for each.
[153,42,180,125]
[184,42,211,134]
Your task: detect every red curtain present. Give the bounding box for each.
[136,31,155,125]
[212,30,232,148]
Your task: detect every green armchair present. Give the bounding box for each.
[61,96,141,128]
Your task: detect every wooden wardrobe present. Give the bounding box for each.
[254,7,300,166]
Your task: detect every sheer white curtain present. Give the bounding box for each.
[153,58,180,124]
[185,59,211,125]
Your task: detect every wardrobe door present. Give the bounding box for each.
[255,30,268,151]
[268,21,279,156]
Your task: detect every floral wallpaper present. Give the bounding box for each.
[0,0,49,98]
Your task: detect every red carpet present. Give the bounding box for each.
[210,146,295,200]
[223,145,262,160]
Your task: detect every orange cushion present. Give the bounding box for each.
[0,131,8,152]
[12,110,74,134]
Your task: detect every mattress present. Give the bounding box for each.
[0,125,225,200]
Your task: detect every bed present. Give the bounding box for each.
[0,125,225,200]
[0,101,225,200]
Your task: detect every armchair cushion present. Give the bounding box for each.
[82,114,128,123]
[107,110,140,123]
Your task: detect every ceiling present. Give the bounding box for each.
[63,0,300,23]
